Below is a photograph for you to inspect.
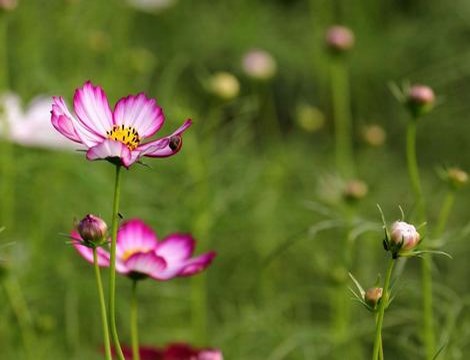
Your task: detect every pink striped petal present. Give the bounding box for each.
[113,93,164,139]
[71,231,110,267]
[116,219,159,259]
[179,252,216,277]
[137,119,192,158]
[155,233,195,265]
[124,252,166,277]
[86,139,134,167]
[51,97,83,144]
[73,81,113,137]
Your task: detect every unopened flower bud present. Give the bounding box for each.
[0,0,17,11]
[325,25,355,53]
[362,124,386,147]
[208,72,240,100]
[77,214,108,247]
[390,221,420,251]
[296,104,325,133]
[406,85,435,117]
[446,167,468,190]
[242,49,277,81]
[343,179,368,202]
[364,287,383,308]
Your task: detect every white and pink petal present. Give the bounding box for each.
[179,252,216,277]
[116,219,159,259]
[155,233,195,265]
[86,139,133,167]
[113,93,164,139]
[124,252,166,278]
[71,231,111,267]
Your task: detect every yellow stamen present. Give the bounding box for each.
[107,124,141,150]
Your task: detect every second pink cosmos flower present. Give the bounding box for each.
[51,81,192,168]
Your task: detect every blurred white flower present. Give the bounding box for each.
[126,0,177,12]
[242,49,277,81]
[0,93,78,150]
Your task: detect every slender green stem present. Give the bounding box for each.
[2,276,34,359]
[434,191,455,238]
[372,258,395,360]
[131,280,140,360]
[406,119,434,359]
[330,58,355,178]
[108,165,125,360]
[375,313,384,360]
[93,248,112,360]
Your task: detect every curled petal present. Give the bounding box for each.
[51,97,83,144]
[86,139,134,167]
[124,252,167,277]
[113,93,164,138]
[116,219,159,259]
[71,231,110,267]
[73,81,113,137]
[155,233,195,265]
[138,119,192,157]
[179,252,217,277]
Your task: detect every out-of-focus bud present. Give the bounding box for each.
[364,287,383,309]
[242,49,277,81]
[343,179,368,202]
[445,167,468,190]
[296,104,325,133]
[208,72,240,101]
[77,214,108,247]
[362,124,386,147]
[126,0,177,13]
[390,221,420,251]
[325,25,355,54]
[406,85,435,118]
[0,0,17,11]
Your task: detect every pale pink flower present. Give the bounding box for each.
[0,93,77,150]
[51,81,192,168]
[73,219,216,281]
[242,49,277,80]
[390,221,420,250]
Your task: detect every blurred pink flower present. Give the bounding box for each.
[126,0,177,13]
[51,81,192,168]
[0,93,77,150]
[73,219,216,280]
[118,343,223,360]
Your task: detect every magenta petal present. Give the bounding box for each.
[155,233,195,264]
[50,97,83,144]
[73,81,113,137]
[116,219,159,259]
[86,139,134,167]
[179,252,217,277]
[71,231,110,267]
[137,119,192,158]
[124,252,166,277]
[113,93,164,138]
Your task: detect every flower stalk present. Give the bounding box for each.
[109,164,125,360]
[372,258,395,360]
[131,280,140,360]
[93,248,112,360]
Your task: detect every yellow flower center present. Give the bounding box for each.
[121,248,149,261]
[107,124,141,150]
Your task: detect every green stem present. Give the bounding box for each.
[93,248,112,360]
[406,121,425,221]
[406,120,434,359]
[2,276,34,359]
[330,58,355,178]
[434,191,455,238]
[372,258,395,360]
[375,313,384,360]
[108,165,125,360]
[131,280,140,360]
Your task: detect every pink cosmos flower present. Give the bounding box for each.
[73,219,216,280]
[117,343,223,360]
[51,81,192,168]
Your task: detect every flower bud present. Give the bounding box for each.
[77,214,108,247]
[325,25,355,53]
[0,0,17,11]
[296,104,325,133]
[390,221,420,251]
[364,287,383,308]
[446,167,468,190]
[362,124,386,147]
[343,179,368,202]
[406,85,435,117]
[242,49,277,81]
[208,72,240,101]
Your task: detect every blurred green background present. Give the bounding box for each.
[1,0,470,359]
